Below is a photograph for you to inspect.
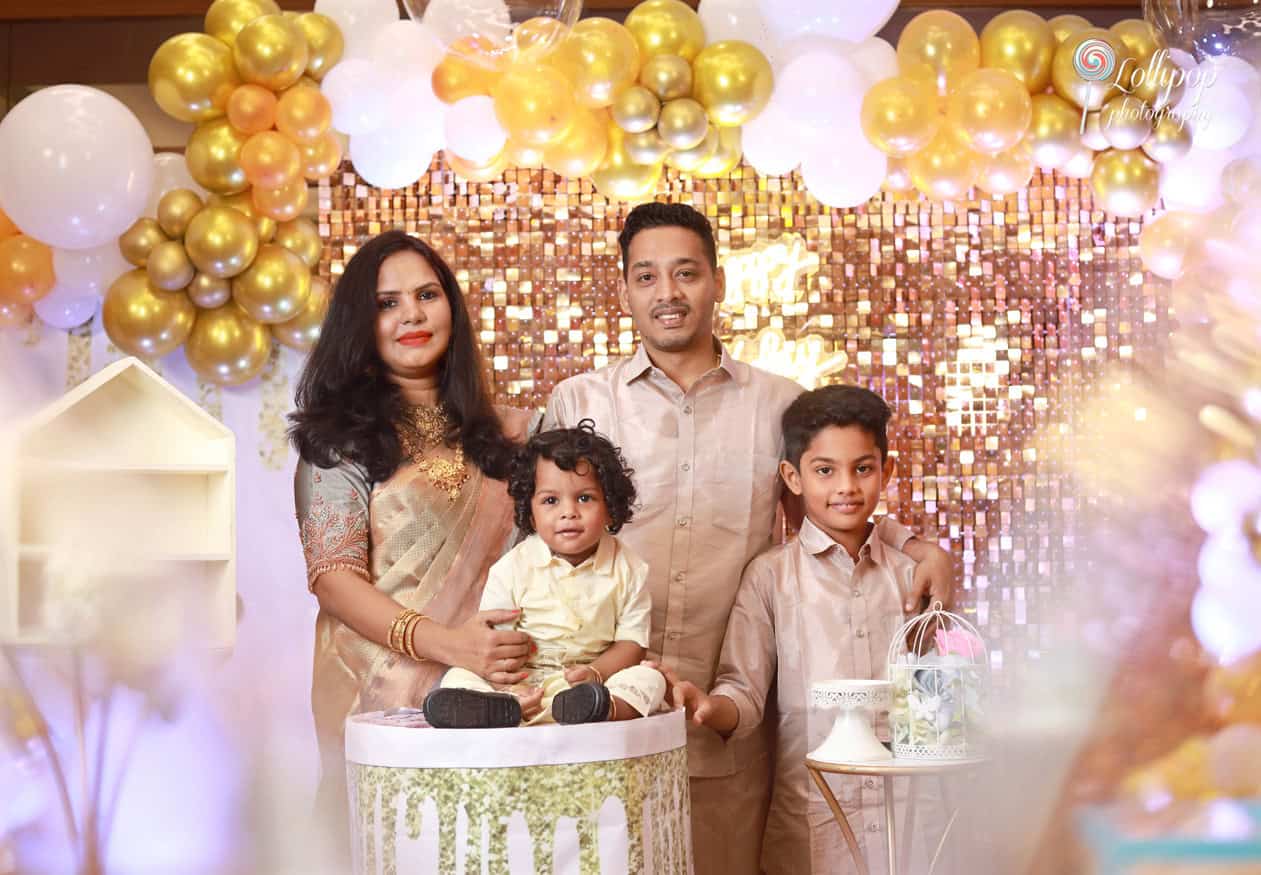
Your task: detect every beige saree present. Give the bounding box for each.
[294,407,537,810]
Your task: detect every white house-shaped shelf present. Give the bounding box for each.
[1,357,236,648]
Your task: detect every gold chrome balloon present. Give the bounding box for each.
[0,235,54,305]
[947,68,1033,155]
[231,242,311,324]
[1060,145,1096,179]
[0,299,32,328]
[897,10,981,97]
[148,32,240,123]
[1110,18,1164,62]
[1027,92,1082,170]
[658,98,709,150]
[550,18,641,109]
[157,189,205,240]
[295,12,344,81]
[146,240,196,291]
[205,0,280,46]
[432,36,504,104]
[506,138,547,168]
[275,83,332,145]
[447,148,510,182]
[241,130,302,190]
[186,118,251,195]
[299,132,345,181]
[975,142,1035,195]
[233,13,309,92]
[211,191,277,243]
[908,128,980,200]
[1090,148,1161,218]
[188,272,233,309]
[694,126,743,178]
[666,125,719,172]
[271,275,329,351]
[624,0,706,61]
[1081,112,1109,150]
[102,269,196,358]
[513,17,569,62]
[119,219,169,268]
[692,40,773,128]
[252,177,310,222]
[185,301,272,386]
[1100,94,1154,151]
[1130,51,1186,111]
[639,54,692,101]
[227,83,277,135]
[1139,211,1201,279]
[1048,14,1091,44]
[612,85,661,134]
[493,62,579,146]
[184,205,260,279]
[1142,114,1192,163]
[861,76,941,157]
[273,217,321,269]
[543,109,610,178]
[1052,28,1132,111]
[625,128,671,164]
[979,10,1055,93]
[591,123,663,201]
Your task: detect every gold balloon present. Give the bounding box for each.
[623,0,706,61]
[233,13,309,92]
[591,123,663,202]
[1027,93,1083,170]
[148,33,240,123]
[102,269,196,358]
[640,54,693,101]
[947,69,1033,155]
[1090,148,1161,218]
[1060,145,1096,179]
[187,118,251,195]
[1139,210,1201,279]
[252,177,310,222]
[447,148,510,182]
[0,235,54,305]
[612,85,661,133]
[211,191,277,243]
[694,127,743,178]
[0,299,32,328]
[512,17,569,62]
[979,10,1055,93]
[1110,19,1164,63]
[1142,116,1191,164]
[276,83,332,145]
[1100,94,1154,150]
[1130,51,1186,111]
[119,219,169,268]
[157,189,205,239]
[205,0,280,46]
[692,41,773,128]
[1081,112,1109,150]
[432,36,504,104]
[625,128,671,164]
[1048,14,1091,44]
[146,240,196,291]
[231,242,311,324]
[550,18,642,109]
[861,76,941,157]
[271,275,329,351]
[1221,157,1261,207]
[908,128,980,200]
[882,156,915,193]
[897,10,981,97]
[300,132,345,181]
[241,130,302,190]
[227,83,277,135]
[506,138,546,168]
[295,12,344,82]
[184,205,260,279]
[666,125,719,172]
[0,208,18,240]
[1052,28,1132,111]
[976,142,1035,196]
[185,301,272,386]
[493,62,578,146]
[543,109,610,178]
[274,217,322,269]
[658,98,709,150]
[188,272,233,309]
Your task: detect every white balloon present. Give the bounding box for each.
[1191,459,1261,532]
[371,19,445,81]
[322,58,389,136]
[774,44,865,154]
[34,284,100,330]
[849,37,898,86]
[52,242,130,298]
[423,0,511,51]
[741,99,801,176]
[1186,79,1252,151]
[1192,584,1261,664]
[443,96,506,164]
[1198,533,1261,595]
[146,152,207,217]
[1201,55,1261,104]
[758,0,897,44]
[349,89,442,189]
[1161,146,1232,212]
[0,85,153,250]
[699,0,778,56]
[801,135,887,208]
[314,0,399,59]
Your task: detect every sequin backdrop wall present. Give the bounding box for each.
[319,160,1171,677]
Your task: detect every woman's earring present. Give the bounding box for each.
[604,524,614,533]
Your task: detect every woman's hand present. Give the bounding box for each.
[427,610,533,685]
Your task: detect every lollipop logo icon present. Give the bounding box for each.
[1073,38,1117,82]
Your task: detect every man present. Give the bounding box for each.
[544,202,955,875]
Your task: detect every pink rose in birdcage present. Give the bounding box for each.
[936,627,986,660]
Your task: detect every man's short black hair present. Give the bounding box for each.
[782,385,892,469]
[618,202,718,278]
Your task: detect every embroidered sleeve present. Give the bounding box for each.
[295,459,372,591]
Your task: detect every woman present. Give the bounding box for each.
[290,231,537,813]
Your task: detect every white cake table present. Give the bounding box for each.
[346,708,692,875]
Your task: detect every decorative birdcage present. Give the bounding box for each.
[887,603,989,760]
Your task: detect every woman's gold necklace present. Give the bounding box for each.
[401,405,468,501]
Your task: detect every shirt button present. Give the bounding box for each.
[681,462,690,472]
[867,822,881,833]
[667,630,682,640]
[675,572,686,582]
[856,628,867,639]
[852,588,861,598]
[683,405,692,414]
[865,778,877,789]
[677,517,689,528]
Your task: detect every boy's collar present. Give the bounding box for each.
[523,532,617,573]
[798,516,885,565]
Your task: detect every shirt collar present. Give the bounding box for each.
[798,516,886,565]
[521,532,617,573]
[622,338,746,386]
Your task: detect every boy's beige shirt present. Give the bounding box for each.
[710,516,914,875]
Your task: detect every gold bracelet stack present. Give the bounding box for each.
[586,665,604,685]
[388,608,430,662]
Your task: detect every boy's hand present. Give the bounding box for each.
[514,686,544,721]
[563,665,599,685]
[906,543,956,614]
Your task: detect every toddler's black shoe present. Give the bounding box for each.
[423,688,521,728]
[552,683,612,724]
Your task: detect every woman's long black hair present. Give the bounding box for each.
[289,230,513,483]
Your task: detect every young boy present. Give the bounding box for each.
[660,386,925,874]
[423,420,666,728]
